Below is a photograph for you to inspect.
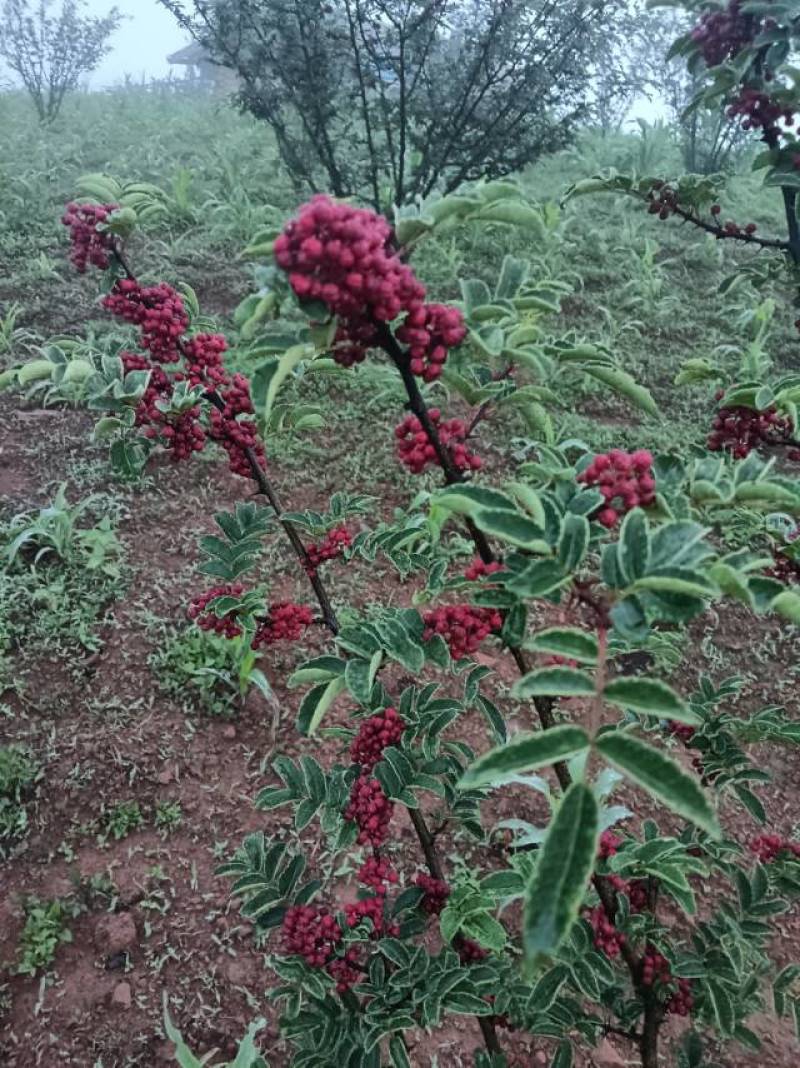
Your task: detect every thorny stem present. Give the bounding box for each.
[407,806,503,1056]
[377,319,661,1068]
[109,242,339,634]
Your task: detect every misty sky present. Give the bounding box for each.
[84,0,189,86]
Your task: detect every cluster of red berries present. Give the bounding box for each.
[306,526,351,572]
[251,602,314,649]
[414,873,451,916]
[598,830,621,860]
[667,978,695,1017]
[708,204,759,236]
[344,895,399,940]
[331,319,376,367]
[62,201,118,273]
[463,558,502,582]
[396,302,466,382]
[588,905,627,958]
[707,402,792,458]
[327,949,362,993]
[350,707,406,770]
[765,551,800,584]
[344,775,394,846]
[357,857,398,895]
[691,0,752,67]
[395,410,482,475]
[750,834,800,862]
[458,938,489,964]
[281,905,342,968]
[641,946,672,988]
[667,720,697,744]
[188,584,245,639]
[578,449,656,528]
[183,332,230,389]
[103,279,189,364]
[422,604,502,661]
[647,181,680,221]
[727,88,793,134]
[275,194,426,324]
[63,204,266,481]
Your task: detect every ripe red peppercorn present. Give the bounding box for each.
[61,201,118,273]
[344,774,394,846]
[578,448,656,528]
[422,604,502,660]
[394,410,482,474]
[251,602,314,648]
[188,584,245,638]
[350,707,405,770]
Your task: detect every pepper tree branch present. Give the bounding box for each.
[407,806,503,1056]
[109,241,339,635]
[375,319,661,1067]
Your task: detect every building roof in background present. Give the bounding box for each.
[167,43,207,65]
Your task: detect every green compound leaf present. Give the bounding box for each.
[603,677,700,725]
[459,725,591,789]
[529,627,599,664]
[524,782,599,958]
[513,666,595,699]
[595,732,719,836]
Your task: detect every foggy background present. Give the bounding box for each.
[83,0,188,86]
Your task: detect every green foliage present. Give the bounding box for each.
[0,744,41,854]
[15,897,77,976]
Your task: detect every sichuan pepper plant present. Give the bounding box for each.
[182,194,798,1067]
[564,0,800,483]
[8,179,800,1067]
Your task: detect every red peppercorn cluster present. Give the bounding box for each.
[666,978,695,1017]
[251,602,314,649]
[396,302,466,382]
[275,194,426,323]
[103,279,189,364]
[188,585,246,638]
[350,707,406,770]
[345,894,399,939]
[598,830,622,860]
[765,551,800,584]
[458,938,489,964]
[578,449,656,529]
[395,409,482,475]
[707,404,792,459]
[414,873,451,916]
[63,212,266,481]
[588,905,627,958]
[422,604,502,661]
[691,1,752,67]
[331,319,375,367]
[750,834,800,863]
[727,88,793,134]
[306,525,351,572]
[627,879,649,913]
[61,201,118,273]
[357,857,398,895]
[641,945,672,988]
[464,558,503,582]
[208,373,266,477]
[344,775,394,846]
[646,181,680,221]
[281,905,342,968]
[327,949,362,993]
[667,721,696,744]
[183,332,230,389]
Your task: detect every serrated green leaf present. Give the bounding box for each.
[595,733,718,836]
[603,677,698,724]
[524,783,599,958]
[513,667,595,699]
[459,725,591,788]
[529,628,598,664]
[295,676,346,735]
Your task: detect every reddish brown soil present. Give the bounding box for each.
[0,389,799,1068]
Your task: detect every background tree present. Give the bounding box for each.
[159,0,629,211]
[0,0,123,123]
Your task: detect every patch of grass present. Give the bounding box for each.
[149,625,242,717]
[101,800,143,842]
[15,897,78,976]
[0,744,41,855]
